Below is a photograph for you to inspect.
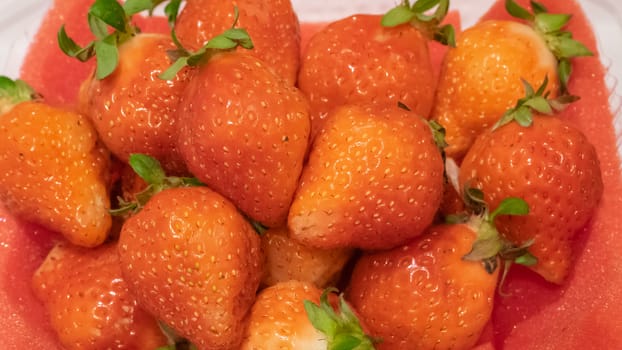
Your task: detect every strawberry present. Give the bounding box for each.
[298,0,454,138]
[0,77,111,247]
[459,112,603,283]
[174,0,301,85]
[346,219,512,350]
[260,226,353,288]
[172,45,310,227]
[117,185,263,350]
[288,104,443,251]
[432,0,592,159]
[32,242,167,350]
[241,281,375,349]
[59,0,192,174]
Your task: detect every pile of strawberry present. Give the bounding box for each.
[0,0,617,349]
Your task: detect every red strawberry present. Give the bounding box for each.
[288,104,443,250]
[118,186,263,350]
[175,0,301,85]
[298,0,454,138]
[0,78,111,247]
[347,223,501,350]
[176,51,310,228]
[459,114,603,283]
[260,226,353,288]
[241,281,375,349]
[432,0,591,159]
[32,242,167,350]
[60,1,191,174]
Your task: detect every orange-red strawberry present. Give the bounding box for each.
[177,51,310,228]
[459,115,603,283]
[0,78,111,247]
[432,0,591,159]
[241,281,375,349]
[78,33,191,174]
[347,223,500,350]
[175,0,301,85]
[118,186,263,350]
[288,104,444,250]
[60,0,191,174]
[298,11,440,138]
[260,226,353,288]
[32,242,167,350]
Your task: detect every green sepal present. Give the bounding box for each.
[94,35,120,79]
[505,0,593,95]
[0,76,39,114]
[381,0,455,46]
[123,0,154,16]
[493,77,559,130]
[160,6,254,80]
[489,197,529,222]
[381,5,416,27]
[90,0,128,32]
[505,0,534,21]
[57,0,156,79]
[164,0,183,27]
[110,153,204,217]
[304,288,378,350]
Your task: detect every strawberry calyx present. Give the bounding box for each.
[159,7,254,80]
[110,154,203,217]
[505,0,593,95]
[492,75,578,130]
[0,76,39,114]
[459,187,536,278]
[57,0,162,79]
[304,288,378,350]
[381,0,456,46]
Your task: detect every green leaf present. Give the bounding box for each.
[558,58,571,93]
[435,24,456,47]
[164,0,183,27]
[304,300,339,336]
[534,13,570,33]
[515,251,538,266]
[489,197,529,221]
[129,153,167,185]
[57,25,95,61]
[554,36,593,59]
[89,0,128,32]
[505,0,534,21]
[159,56,189,80]
[381,5,416,27]
[331,334,363,350]
[0,76,38,113]
[431,0,449,22]
[123,0,154,16]
[523,96,553,115]
[88,14,110,40]
[411,0,440,13]
[530,0,548,14]
[94,35,120,79]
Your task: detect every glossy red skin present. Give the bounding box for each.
[298,14,436,139]
[177,52,310,228]
[79,33,191,175]
[6,0,622,348]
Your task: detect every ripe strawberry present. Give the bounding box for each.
[432,0,591,159]
[0,78,111,247]
[175,0,301,85]
[260,226,353,288]
[287,104,444,251]
[118,186,263,350]
[59,1,191,174]
[241,281,375,349]
[347,223,501,350]
[298,0,454,138]
[459,114,603,283]
[176,51,310,228]
[32,242,167,350]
